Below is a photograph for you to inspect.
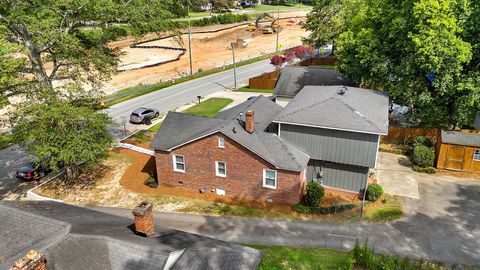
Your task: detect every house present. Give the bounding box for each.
[150,96,310,205]
[273,66,354,106]
[150,86,388,204]
[436,130,480,172]
[273,86,388,194]
[0,201,262,270]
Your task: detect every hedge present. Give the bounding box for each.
[411,145,435,167]
[412,165,436,174]
[292,203,356,215]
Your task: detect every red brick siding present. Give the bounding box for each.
[155,133,305,205]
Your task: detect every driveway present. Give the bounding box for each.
[0,145,36,200]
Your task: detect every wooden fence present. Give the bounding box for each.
[298,56,338,66]
[381,127,480,144]
[248,70,280,90]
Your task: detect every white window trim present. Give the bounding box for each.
[473,149,480,161]
[263,169,277,190]
[215,161,227,177]
[173,154,185,173]
[218,136,225,148]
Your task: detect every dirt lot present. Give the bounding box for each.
[105,11,310,92]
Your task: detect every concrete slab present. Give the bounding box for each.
[376,152,420,199]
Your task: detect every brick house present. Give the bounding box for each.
[151,86,389,204]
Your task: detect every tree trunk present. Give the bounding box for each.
[64,165,78,185]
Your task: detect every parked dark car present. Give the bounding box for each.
[16,162,51,181]
[130,108,160,124]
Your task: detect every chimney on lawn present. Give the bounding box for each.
[245,109,254,133]
[132,201,155,237]
[11,250,47,270]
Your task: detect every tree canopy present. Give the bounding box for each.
[304,0,480,128]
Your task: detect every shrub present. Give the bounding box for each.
[270,55,285,69]
[305,181,324,207]
[292,203,355,215]
[411,145,435,167]
[412,165,437,174]
[412,136,433,148]
[366,183,384,202]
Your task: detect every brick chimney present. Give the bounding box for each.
[132,201,155,237]
[11,250,46,270]
[245,109,254,133]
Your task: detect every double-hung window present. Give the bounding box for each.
[474,149,480,161]
[173,155,185,172]
[263,169,277,189]
[215,161,227,177]
[218,136,225,148]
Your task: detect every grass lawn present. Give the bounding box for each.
[0,132,14,150]
[148,122,162,132]
[183,98,233,117]
[364,194,403,222]
[248,245,348,270]
[236,86,274,93]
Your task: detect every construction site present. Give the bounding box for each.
[105,11,309,93]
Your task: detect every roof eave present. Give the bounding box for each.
[273,120,387,136]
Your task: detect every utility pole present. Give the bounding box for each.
[275,9,280,53]
[187,5,193,76]
[231,43,237,90]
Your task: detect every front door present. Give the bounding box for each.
[445,145,465,170]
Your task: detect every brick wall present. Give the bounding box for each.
[155,133,305,205]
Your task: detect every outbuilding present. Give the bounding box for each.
[436,130,480,172]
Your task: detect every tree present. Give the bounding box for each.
[0,0,176,106]
[12,100,113,182]
[302,0,344,53]
[331,0,477,128]
[270,55,285,69]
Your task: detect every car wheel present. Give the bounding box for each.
[155,113,159,118]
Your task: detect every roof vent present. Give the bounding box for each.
[338,86,347,95]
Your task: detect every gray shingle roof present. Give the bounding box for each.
[150,96,310,172]
[0,201,261,270]
[274,66,354,98]
[274,86,389,135]
[441,130,480,147]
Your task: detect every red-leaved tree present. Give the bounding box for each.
[294,46,308,59]
[284,51,296,64]
[270,55,285,69]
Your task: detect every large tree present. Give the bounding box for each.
[0,0,176,105]
[310,0,478,128]
[12,100,113,181]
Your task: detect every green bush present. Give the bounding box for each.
[411,145,435,167]
[366,183,384,202]
[305,182,325,207]
[412,165,436,174]
[291,203,356,215]
[412,136,433,148]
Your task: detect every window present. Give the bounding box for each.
[215,161,227,177]
[263,169,277,189]
[218,136,225,148]
[474,149,480,161]
[173,155,185,172]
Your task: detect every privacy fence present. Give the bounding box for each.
[381,127,480,144]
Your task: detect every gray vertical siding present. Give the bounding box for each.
[280,124,379,168]
[307,160,368,192]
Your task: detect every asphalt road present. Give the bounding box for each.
[0,145,34,200]
[106,59,275,138]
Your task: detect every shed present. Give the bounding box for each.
[436,130,480,171]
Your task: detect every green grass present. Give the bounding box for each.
[365,194,404,222]
[127,130,151,143]
[183,98,233,117]
[235,87,274,93]
[0,132,15,150]
[148,122,163,132]
[247,245,348,270]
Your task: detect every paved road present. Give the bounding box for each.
[0,145,35,200]
[106,59,275,138]
[94,175,480,266]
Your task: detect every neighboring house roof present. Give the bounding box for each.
[0,201,261,270]
[274,66,354,98]
[441,130,480,147]
[274,86,389,135]
[150,96,310,172]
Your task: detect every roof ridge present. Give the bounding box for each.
[277,96,336,120]
[274,135,305,169]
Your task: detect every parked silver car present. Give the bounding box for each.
[130,108,159,124]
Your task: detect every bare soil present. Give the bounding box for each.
[104,11,310,93]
